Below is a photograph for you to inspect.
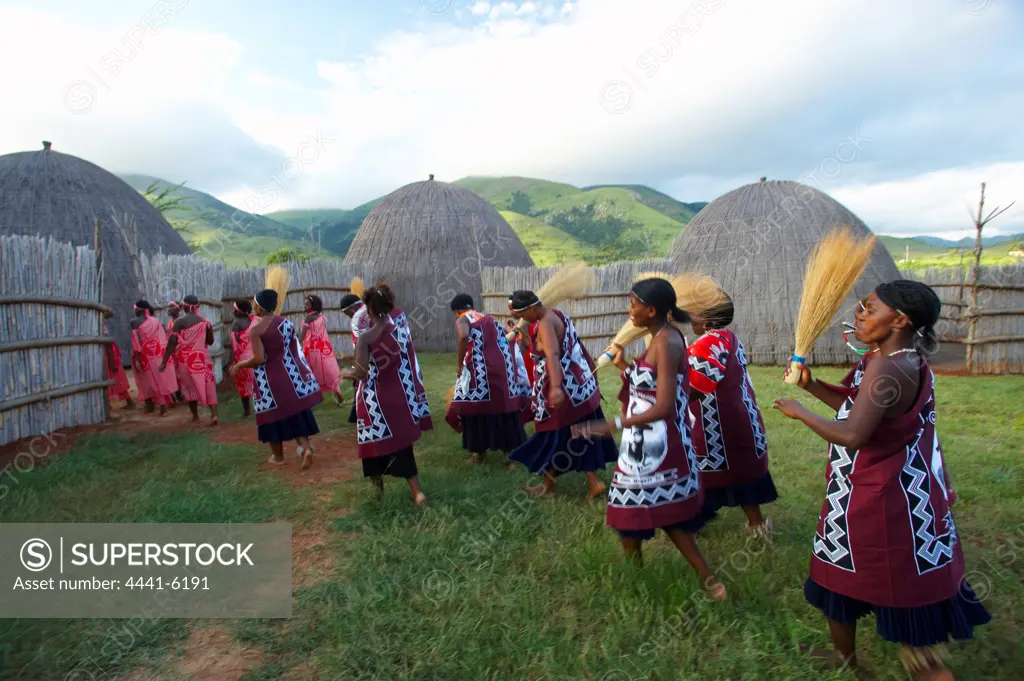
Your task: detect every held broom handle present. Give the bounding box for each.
[783,355,805,385]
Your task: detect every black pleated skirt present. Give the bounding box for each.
[362,446,418,479]
[702,471,780,511]
[508,407,618,476]
[804,577,991,647]
[257,409,320,444]
[616,504,718,540]
[462,412,527,453]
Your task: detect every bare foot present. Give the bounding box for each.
[914,670,953,681]
[414,492,427,508]
[506,462,517,472]
[159,406,168,417]
[242,412,252,420]
[267,455,286,466]
[209,418,219,427]
[799,645,873,680]
[704,580,728,602]
[468,452,485,464]
[299,447,313,470]
[525,483,554,497]
[745,516,773,542]
[587,481,607,500]
[192,416,200,423]
[125,401,136,410]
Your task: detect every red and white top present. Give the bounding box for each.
[302,314,342,394]
[173,319,217,405]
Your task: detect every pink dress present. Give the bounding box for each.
[301,314,341,394]
[231,318,256,398]
[132,317,178,404]
[168,319,187,393]
[105,325,132,401]
[173,320,218,405]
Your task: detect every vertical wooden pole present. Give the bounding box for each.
[94,216,110,422]
[965,183,986,375]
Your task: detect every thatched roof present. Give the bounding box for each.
[343,177,533,351]
[0,142,192,358]
[345,176,534,275]
[668,178,901,365]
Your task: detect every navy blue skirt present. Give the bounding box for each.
[348,404,357,424]
[804,578,991,647]
[702,471,779,512]
[508,407,618,476]
[362,446,418,479]
[462,412,527,453]
[617,504,718,541]
[257,409,320,444]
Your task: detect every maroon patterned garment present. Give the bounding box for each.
[446,310,531,432]
[808,360,965,607]
[686,328,769,488]
[251,316,323,427]
[355,318,422,459]
[528,309,601,432]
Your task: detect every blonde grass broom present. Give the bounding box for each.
[264,266,290,315]
[506,261,597,341]
[349,276,365,298]
[596,270,671,369]
[783,226,877,385]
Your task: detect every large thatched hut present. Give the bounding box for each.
[669,178,900,365]
[344,175,534,351]
[0,142,192,358]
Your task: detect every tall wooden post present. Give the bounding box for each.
[94,216,110,422]
[965,184,985,374]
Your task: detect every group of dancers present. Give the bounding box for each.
[104,275,988,680]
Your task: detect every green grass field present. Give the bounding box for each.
[3,356,1021,680]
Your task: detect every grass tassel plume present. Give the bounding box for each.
[264,266,290,315]
[510,261,596,336]
[784,225,877,384]
[597,271,672,369]
[350,277,365,298]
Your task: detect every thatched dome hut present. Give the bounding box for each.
[344,176,534,350]
[668,178,900,365]
[0,142,192,358]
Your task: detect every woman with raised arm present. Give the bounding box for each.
[506,290,616,499]
[774,280,988,681]
[230,288,322,470]
[574,278,726,601]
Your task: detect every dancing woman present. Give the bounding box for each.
[575,278,726,601]
[299,294,344,406]
[341,284,427,507]
[130,300,178,416]
[773,280,989,681]
[506,290,617,499]
[229,288,322,469]
[230,300,256,418]
[685,291,777,537]
[161,295,218,426]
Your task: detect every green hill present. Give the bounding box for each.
[580,184,702,223]
[187,227,341,269]
[268,201,382,256]
[454,176,689,260]
[121,174,304,240]
[500,211,604,266]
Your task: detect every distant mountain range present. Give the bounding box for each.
[120,173,1022,269]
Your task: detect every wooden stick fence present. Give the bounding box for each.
[0,235,111,446]
[139,253,228,384]
[481,260,672,359]
[902,265,1024,374]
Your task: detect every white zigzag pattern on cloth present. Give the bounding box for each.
[560,316,597,405]
[279,319,319,397]
[674,371,700,496]
[357,360,392,444]
[697,391,727,471]
[812,398,856,571]
[252,365,275,412]
[736,340,768,457]
[901,429,957,574]
[455,327,491,402]
[688,355,725,383]
[495,321,530,398]
[608,482,700,507]
[630,366,656,391]
[531,356,549,421]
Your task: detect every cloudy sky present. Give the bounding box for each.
[1,0,1021,239]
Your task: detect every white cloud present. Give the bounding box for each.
[3,0,1021,238]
